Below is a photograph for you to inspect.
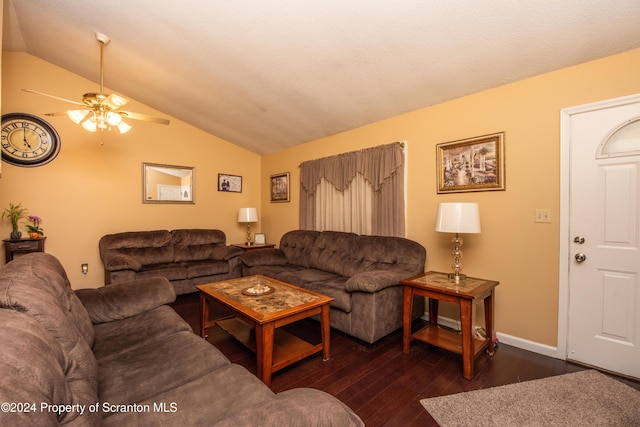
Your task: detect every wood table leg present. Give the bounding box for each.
[199,293,209,338]
[255,322,275,387]
[484,290,495,356]
[459,298,474,380]
[320,304,331,361]
[402,286,413,354]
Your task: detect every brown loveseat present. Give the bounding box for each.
[0,253,363,426]
[240,230,426,344]
[99,229,244,295]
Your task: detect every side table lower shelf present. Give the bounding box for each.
[411,324,490,359]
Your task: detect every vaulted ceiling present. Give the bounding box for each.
[3,1,640,154]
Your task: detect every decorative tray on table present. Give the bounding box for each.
[241,284,275,296]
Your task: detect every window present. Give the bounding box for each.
[300,142,405,237]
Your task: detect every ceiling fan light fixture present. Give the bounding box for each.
[117,121,132,134]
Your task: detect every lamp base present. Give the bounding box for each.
[447,272,467,284]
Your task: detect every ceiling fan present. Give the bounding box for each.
[23,32,169,134]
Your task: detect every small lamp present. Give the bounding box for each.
[238,207,258,246]
[435,202,481,284]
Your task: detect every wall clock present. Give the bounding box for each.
[1,113,61,167]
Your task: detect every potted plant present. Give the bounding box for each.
[26,215,44,239]
[2,202,28,239]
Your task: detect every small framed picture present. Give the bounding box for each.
[254,233,266,245]
[270,172,290,202]
[218,174,242,192]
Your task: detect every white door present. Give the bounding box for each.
[565,95,640,379]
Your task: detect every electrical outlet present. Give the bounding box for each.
[535,209,551,223]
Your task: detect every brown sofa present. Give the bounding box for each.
[99,229,244,295]
[240,230,426,344]
[0,253,363,426]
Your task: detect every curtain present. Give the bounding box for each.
[300,142,405,237]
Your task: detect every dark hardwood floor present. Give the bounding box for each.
[170,293,640,426]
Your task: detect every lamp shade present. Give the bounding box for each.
[237,207,258,223]
[435,202,481,233]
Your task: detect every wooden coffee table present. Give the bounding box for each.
[197,275,333,386]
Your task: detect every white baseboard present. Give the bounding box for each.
[420,313,561,359]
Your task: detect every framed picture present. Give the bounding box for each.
[270,172,290,202]
[436,132,505,193]
[254,233,266,245]
[218,174,242,193]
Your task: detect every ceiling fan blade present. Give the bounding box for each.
[22,89,85,106]
[120,111,170,125]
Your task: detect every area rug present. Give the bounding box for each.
[420,370,640,426]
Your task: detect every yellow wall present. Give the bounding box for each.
[261,48,640,347]
[0,52,261,287]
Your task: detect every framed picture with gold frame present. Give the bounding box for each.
[436,132,505,193]
[270,172,290,202]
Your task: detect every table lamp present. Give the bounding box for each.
[238,207,258,246]
[435,202,481,284]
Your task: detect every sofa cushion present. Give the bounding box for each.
[185,260,229,278]
[345,270,406,293]
[100,230,174,266]
[0,309,102,426]
[92,305,192,359]
[102,365,275,426]
[137,263,187,281]
[309,231,362,276]
[279,230,320,267]
[214,388,364,427]
[75,276,175,324]
[0,254,98,401]
[172,229,227,262]
[356,235,426,274]
[300,278,352,312]
[98,330,231,405]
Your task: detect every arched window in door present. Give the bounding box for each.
[597,117,640,158]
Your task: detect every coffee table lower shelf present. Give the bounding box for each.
[412,324,489,358]
[217,317,324,373]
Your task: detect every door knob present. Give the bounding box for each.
[575,253,587,263]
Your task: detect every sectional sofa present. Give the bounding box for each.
[0,253,363,426]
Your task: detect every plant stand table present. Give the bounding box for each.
[3,237,46,263]
[400,271,499,380]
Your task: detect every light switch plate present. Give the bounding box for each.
[535,209,551,223]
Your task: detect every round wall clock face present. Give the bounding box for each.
[1,113,61,167]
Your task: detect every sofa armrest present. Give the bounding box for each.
[344,270,407,293]
[102,253,142,272]
[75,277,175,324]
[213,388,364,427]
[213,245,244,261]
[239,248,287,267]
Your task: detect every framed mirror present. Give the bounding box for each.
[142,163,195,204]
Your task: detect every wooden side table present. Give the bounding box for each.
[3,237,46,263]
[401,271,499,380]
[231,243,276,251]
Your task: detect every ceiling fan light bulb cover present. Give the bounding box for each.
[82,120,97,132]
[117,122,132,134]
[106,112,122,126]
[67,110,87,124]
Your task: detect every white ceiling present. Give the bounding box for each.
[3,1,640,155]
